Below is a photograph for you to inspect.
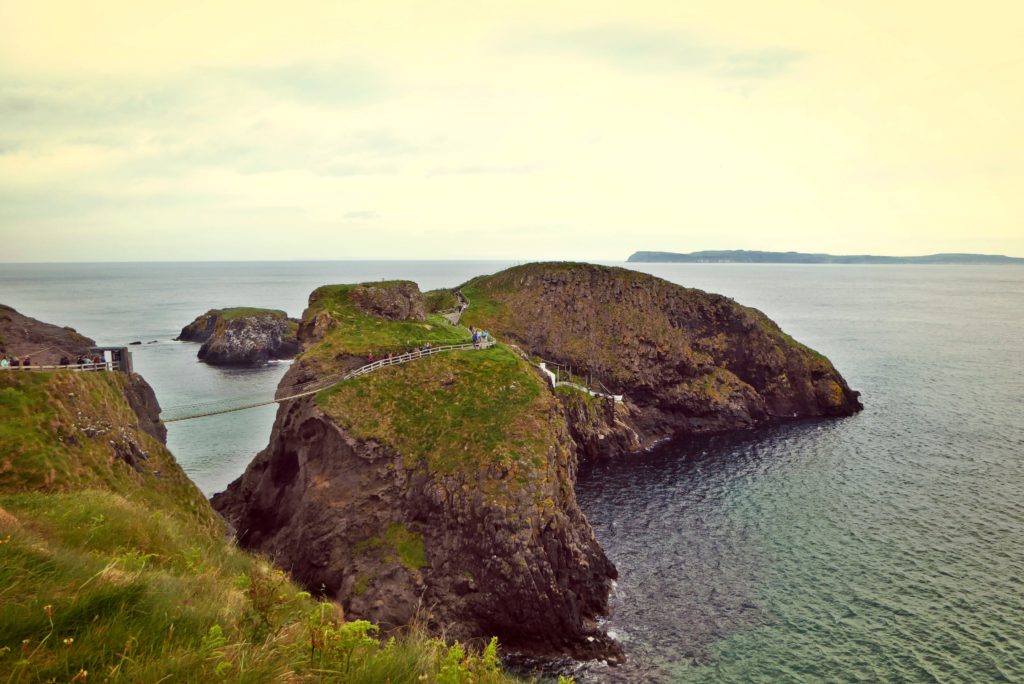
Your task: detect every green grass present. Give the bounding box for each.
[423,289,460,313]
[219,307,290,321]
[0,371,532,683]
[299,283,470,373]
[354,524,427,572]
[317,346,560,484]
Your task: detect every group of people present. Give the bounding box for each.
[470,327,490,347]
[0,354,30,368]
[0,353,105,369]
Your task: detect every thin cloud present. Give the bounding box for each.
[513,26,804,79]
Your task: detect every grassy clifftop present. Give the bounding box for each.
[297,282,470,374]
[0,370,523,683]
[317,346,559,486]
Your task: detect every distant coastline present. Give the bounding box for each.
[627,250,1024,265]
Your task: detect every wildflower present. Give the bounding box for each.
[43,604,53,618]
[21,639,29,653]
[69,669,88,682]
[63,637,74,647]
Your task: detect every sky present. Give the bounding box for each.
[1,0,1021,262]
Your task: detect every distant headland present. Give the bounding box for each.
[627,250,1024,264]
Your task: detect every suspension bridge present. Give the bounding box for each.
[159,340,495,422]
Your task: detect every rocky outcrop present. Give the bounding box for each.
[0,304,94,365]
[349,282,426,321]
[212,387,619,661]
[213,264,865,665]
[176,308,298,366]
[460,263,863,456]
[213,280,622,662]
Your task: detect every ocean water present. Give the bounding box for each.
[2,261,1022,682]
[0,261,516,494]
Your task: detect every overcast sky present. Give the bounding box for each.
[1,1,1021,262]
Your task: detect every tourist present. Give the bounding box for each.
[23,356,31,368]
[0,357,8,368]
[369,351,374,364]
[60,356,70,366]
[11,357,20,367]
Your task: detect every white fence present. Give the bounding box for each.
[0,362,114,372]
[343,340,494,380]
[538,362,623,402]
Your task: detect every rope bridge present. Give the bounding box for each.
[160,340,495,423]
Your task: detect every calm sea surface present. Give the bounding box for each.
[2,261,1022,682]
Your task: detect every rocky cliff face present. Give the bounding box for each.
[176,308,298,366]
[213,281,622,661]
[0,304,94,364]
[460,263,862,455]
[213,265,864,664]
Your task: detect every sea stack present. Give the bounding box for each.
[176,307,299,366]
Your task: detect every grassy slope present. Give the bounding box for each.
[219,307,290,321]
[298,283,471,372]
[458,262,847,410]
[317,346,557,483]
[423,289,460,313]
[0,371,525,683]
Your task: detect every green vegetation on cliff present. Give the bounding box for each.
[0,371,525,683]
[317,345,560,485]
[219,307,290,320]
[458,262,859,422]
[423,288,460,313]
[299,282,470,373]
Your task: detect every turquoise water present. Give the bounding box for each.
[2,262,1022,681]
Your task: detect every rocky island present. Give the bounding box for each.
[176,307,299,365]
[213,263,863,662]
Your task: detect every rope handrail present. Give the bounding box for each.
[160,340,495,422]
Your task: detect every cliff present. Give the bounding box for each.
[459,262,862,453]
[213,280,621,661]
[176,307,299,365]
[0,304,94,364]
[0,312,521,682]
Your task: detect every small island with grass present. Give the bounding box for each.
[176,307,299,365]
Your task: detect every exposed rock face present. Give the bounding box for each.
[0,304,94,364]
[460,263,863,455]
[349,282,426,321]
[214,264,865,664]
[176,308,299,366]
[120,373,168,443]
[212,390,619,661]
[214,280,621,661]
